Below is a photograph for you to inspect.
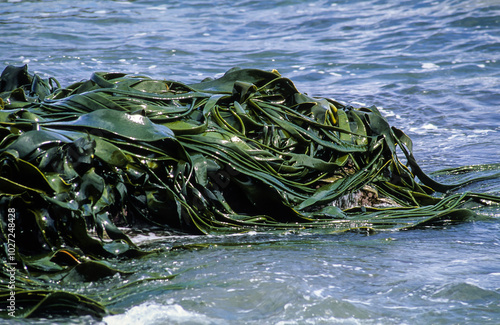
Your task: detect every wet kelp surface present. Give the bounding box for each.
[1,65,499,319]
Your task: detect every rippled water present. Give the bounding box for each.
[2,0,500,324]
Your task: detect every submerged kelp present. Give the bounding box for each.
[1,65,499,319]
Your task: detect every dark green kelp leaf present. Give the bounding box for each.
[0,151,55,195]
[189,68,281,93]
[0,64,32,93]
[45,109,175,142]
[5,290,107,319]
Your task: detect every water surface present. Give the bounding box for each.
[1,0,499,324]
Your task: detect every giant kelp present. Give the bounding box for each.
[1,65,499,319]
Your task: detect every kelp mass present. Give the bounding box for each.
[1,65,499,318]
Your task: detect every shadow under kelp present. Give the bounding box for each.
[1,65,499,319]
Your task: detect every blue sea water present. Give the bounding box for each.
[1,0,500,324]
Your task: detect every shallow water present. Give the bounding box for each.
[2,0,500,324]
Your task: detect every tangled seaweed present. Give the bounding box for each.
[1,65,499,319]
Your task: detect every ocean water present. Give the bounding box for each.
[2,0,500,324]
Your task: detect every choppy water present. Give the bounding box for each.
[2,0,500,324]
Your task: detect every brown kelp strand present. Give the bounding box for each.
[1,65,499,318]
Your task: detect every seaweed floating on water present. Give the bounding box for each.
[1,65,499,318]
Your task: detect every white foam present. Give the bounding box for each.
[422,123,438,130]
[146,6,167,11]
[378,107,395,117]
[351,101,366,107]
[128,232,170,244]
[103,303,220,325]
[409,123,438,134]
[421,62,439,70]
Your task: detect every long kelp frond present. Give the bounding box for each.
[1,65,499,318]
